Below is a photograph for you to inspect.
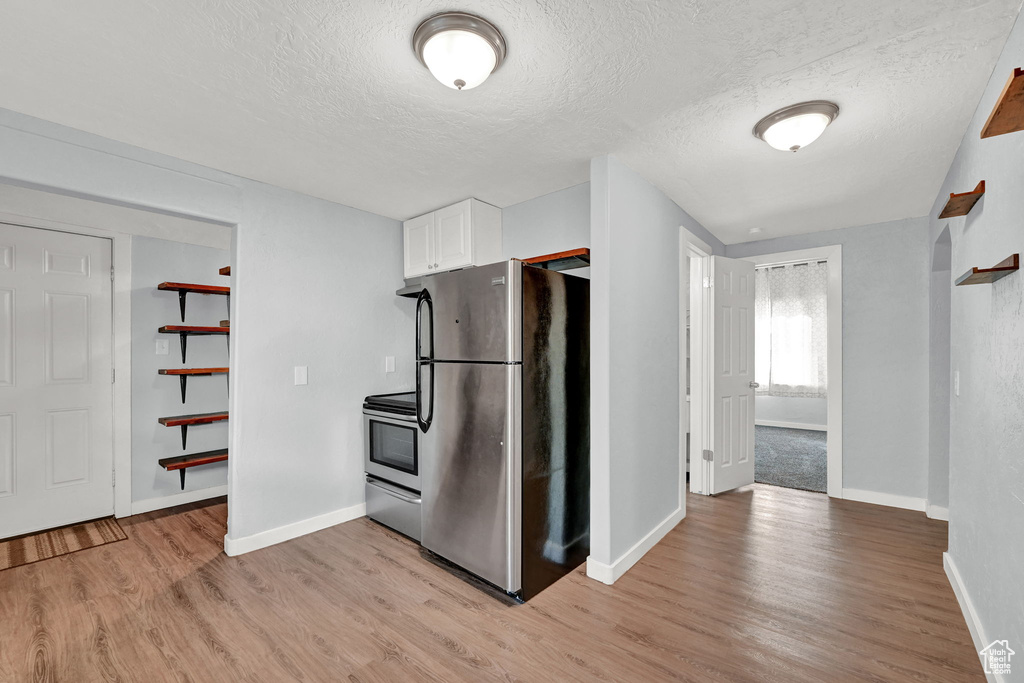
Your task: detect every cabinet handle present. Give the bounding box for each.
[434,263,439,268]
[428,264,433,269]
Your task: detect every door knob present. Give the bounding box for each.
[749,381,760,388]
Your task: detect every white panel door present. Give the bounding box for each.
[0,223,113,538]
[709,256,756,495]
[434,200,473,272]
[403,213,434,278]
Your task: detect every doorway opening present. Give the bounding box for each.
[688,245,843,499]
[752,258,828,493]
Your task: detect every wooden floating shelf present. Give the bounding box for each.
[522,247,591,272]
[219,266,231,276]
[938,181,985,219]
[159,367,230,403]
[159,448,228,489]
[955,254,1019,286]
[158,325,229,362]
[158,282,231,322]
[157,368,229,376]
[220,320,230,327]
[981,68,1024,139]
[159,411,229,449]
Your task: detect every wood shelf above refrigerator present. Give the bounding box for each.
[955,253,1019,286]
[981,68,1024,138]
[938,181,985,219]
[522,248,591,272]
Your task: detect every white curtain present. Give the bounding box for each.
[754,261,828,398]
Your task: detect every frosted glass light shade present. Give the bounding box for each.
[753,101,840,152]
[413,12,507,91]
[422,30,496,90]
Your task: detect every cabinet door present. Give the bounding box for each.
[434,200,473,272]
[404,213,434,278]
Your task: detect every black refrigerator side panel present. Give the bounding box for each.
[520,266,590,600]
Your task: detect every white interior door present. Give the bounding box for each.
[709,255,756,494]
[0,223,113,538]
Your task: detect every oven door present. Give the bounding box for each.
[363,410,420,491]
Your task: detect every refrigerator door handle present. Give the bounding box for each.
[415,289,433,362]
[415,289,434,433]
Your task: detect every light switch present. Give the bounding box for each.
[954,370,960,397]
[155,339,169,356]
[385,356,396,373]
[294,366,308,386]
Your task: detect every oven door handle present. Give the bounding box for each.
[415,289,434,433]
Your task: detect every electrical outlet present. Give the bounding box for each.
[385,356,396,373]
[294,366,308,386]
[155,339,169,355]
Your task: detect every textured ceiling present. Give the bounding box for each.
[0,0,1020,244]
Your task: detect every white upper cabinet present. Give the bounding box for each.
[403,212,434,278]
[403,199,502,279]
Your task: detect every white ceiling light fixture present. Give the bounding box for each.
[753,101,840,152]
[413,11,507,91]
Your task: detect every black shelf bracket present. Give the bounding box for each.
[178,376,188,403]
[178,291,187,322]
[179,424,188,450]
[178,333,188,363]
[179,469,187,490]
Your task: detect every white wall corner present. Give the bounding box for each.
[944,553,1001,683]
[926,504,949,521]
[585,506,685,585]
[223,503,366,556]
[129,485,228,516]
[841,488,926,512]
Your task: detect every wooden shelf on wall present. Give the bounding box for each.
[159,448,228,489]
[158,367,229,403]
[938,181,985,219]
[981,68,1024,138]
[219,266,231,276]
[955,253,1019,286]
[158,325,229,362]
[158,282,231,321]
[522,248,591,272]
[158,411,229,449]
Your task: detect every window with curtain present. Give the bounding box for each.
[754,261,827,398]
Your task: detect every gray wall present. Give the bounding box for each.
[502,183,591,277]
[727,217,932,499]
[229,181,414,541]
[590,155,704,565]
[131,237,230,502]
[756,396,827,427]
[928,228,952,512]
[925,11,1024,655]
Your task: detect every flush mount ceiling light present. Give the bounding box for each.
[753,101,840,152]
[413,11,507,91]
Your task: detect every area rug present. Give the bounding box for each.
[754,425,827,493]
[0,517,127,571]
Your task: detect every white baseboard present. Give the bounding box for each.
[944,553,1000,682]
[841,488,926,512]
[926,504,949,521]
[586,506,685,585]
[755,419,827,431]
[128,485,228,516]
[223,502,365,556]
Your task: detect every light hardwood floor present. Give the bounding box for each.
[0,484,983,681]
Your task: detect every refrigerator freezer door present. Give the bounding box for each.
[425,260,522,363]
[421,361,521,593]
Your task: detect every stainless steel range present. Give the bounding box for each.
[363,392,421,541]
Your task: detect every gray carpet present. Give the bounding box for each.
[755,425,827,493]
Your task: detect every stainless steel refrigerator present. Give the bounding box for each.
[415,259,589,600]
